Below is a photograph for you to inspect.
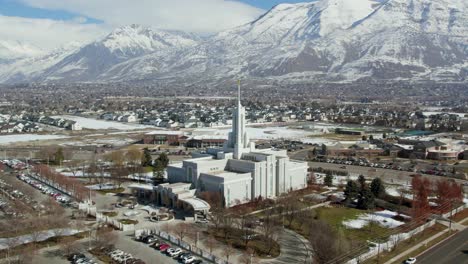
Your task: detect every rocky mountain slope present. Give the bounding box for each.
[0,0,466,84]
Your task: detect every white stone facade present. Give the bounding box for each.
[167,83,308,207]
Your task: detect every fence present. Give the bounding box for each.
[441,203,467,218]
[135,228,228,264]
[346,219,436,264]
[27,173,78,199]
[346,203,467,264]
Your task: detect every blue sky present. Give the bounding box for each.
[240,0,306,9]
[0,0,309,51]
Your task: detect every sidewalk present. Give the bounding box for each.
[384,218,467,264]
[383,229,449,264]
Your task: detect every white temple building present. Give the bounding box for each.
[167,82,308,207]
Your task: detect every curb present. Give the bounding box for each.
[415,230,459,258]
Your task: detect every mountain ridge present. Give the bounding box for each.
[0,0,466,84]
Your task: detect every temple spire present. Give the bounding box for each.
[237,79,241,106]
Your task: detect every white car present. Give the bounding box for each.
[167,248,182,257]
[182,256,196,263]
[404,257,416,264]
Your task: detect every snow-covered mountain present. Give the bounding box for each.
[0,0,466,84]
[0,40,45,61]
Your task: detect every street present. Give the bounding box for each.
[417,228,468,264]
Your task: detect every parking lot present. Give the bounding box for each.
[308,161,467,185]
[114,232,179,264]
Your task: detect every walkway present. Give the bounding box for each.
[384,218,467,264]
[262,229,313,264]
[383,229,449,264]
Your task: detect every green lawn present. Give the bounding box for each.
[287,207,391,245]
[118,219,138,225]
[97,187,125,194]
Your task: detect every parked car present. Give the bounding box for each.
[167,248,182,257]
[178,253,191,260]
[182,255,196,263]
[157,244,170,251]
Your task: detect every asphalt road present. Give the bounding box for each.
[261,229,313,264]
[417,228,468,264]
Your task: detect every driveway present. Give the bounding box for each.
[262,228,313,264]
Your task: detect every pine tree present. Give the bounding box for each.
[324,173,333,187]
[358,175,366,190]
[357,187,375,210]
[141,148,152,166]
[344,180,359,205]
[54,147,64,165]
[157,152,170,168]
[370,178,386,198]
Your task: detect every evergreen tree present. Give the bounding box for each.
[54,147,64,165]
[369,135,374,140]
[322,144,327,155]
[382,132,387,139]
[141,148,152,166]
[324,173,333,187]
[344,180,359,205]
[357,187,375,210]
[370,178,386,198]
[153,163,165,183]
[358,175,366,190]
[157,152,170,168]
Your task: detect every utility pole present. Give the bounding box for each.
[449,202,453,233]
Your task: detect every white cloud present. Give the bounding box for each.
[20,0,265,34]
[0,15,109,52]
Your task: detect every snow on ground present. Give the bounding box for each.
[195,126,333,144]
[52,115,153,130]
[333,175,359,185]
[343,210,406,229]
[86,183,117,190]
[60,137,137,147]
[0,134,69,144]
[386,185,413,200]
[0,228,80,250]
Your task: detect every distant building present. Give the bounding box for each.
[142,131,184,145]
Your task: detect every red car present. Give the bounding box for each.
[157,244,170,252]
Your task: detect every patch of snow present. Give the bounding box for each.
[52,115,152,130]
[0,134,68,145]
[343,210,406,229]
[0,228,80,250]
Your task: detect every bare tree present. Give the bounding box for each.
[223,242,235,263]
[260,212,281,255]
[66,159,82,178]
[94,229,118,249]
[174,222,190,241]
[308,220,340,264]
[240,248,258,264]
[60,236,82,257]
[205,235,216,254]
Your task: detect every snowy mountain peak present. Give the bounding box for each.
[0,40,45,60]
[0,0,466,84]
[221,0,383,44]
[101,24,199,55]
